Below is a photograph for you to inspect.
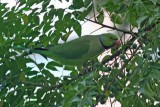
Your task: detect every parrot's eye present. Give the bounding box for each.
[111,36,117,40]
[110,37,113,39]
[110,37,115,40]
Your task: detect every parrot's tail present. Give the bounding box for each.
[34,48,48,50]
[34,44,55,50]
[12,46,32,54]
[12,44,55,55]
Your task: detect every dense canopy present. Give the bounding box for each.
[0,0,160,107]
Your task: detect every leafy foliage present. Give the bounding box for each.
[0,0,160,107]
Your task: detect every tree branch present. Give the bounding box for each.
[84,18,136,35]
[21,81,63,90]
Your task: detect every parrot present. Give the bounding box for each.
[28,33,120,67]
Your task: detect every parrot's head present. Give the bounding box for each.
[99,33,120,49]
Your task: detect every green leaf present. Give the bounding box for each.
[41,69,55,80]
[19,72,26,82]
[33,16,40,25]
[72,19,81,37]
[57,9,65,20]
[63,65,74,70]
[22,14,28,25]
[135,56,144,65]
[37,89,48,101]
[77,5,92,20]
[37,63,45,70]
[61,31,73,42]
[63,13,71,21]
[105,0,119,13]
[69,0,84,9]
[26,70,39,76]
[140,84,156,101]
[149,62,160,69]
[102,55,111,63]
[46,61,63,68]
[42,0,50,11]
[149,0,158,4]
[97,12,104,24]
[111,13,123,24]
[43,22,51,33]
[136,16,148,27]
[84,0,92,7]
[150,69,160,80]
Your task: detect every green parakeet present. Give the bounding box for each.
[30,33,120,66]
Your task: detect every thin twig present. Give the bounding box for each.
[91,0,97,22]
[85,18,136,35]
[110,98,113,107]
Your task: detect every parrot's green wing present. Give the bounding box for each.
[33,36,104,66]
[52,38,89,59]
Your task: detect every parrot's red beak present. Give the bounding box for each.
[114,40,121,46]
